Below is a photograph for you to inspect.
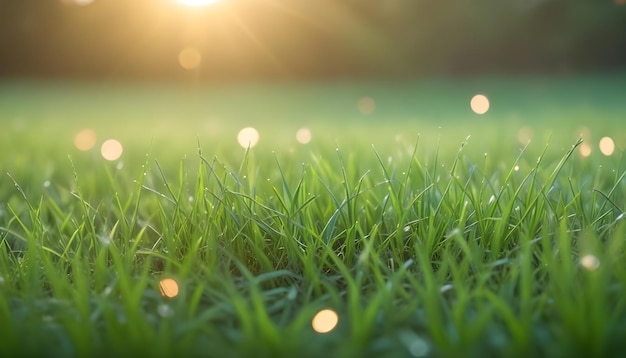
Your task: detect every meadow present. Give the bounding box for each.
[1,73,626,357]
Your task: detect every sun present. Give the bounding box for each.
[178,0,220,6]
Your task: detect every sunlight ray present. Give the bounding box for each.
[229,13,288,75]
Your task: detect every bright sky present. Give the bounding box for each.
[178,0,221,6]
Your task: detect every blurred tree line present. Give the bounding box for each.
[0,0,624,81]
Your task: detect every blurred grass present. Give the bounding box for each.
[1,74,626,357]
[2,74,625,201]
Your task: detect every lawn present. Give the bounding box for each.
[1,74,626,357]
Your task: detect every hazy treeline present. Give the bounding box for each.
[1,0,624,81]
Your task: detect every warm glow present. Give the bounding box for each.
[178,0,220,6]
[358,97,376,115]
[159,278,180,298]
[470,94,490,115]
[579,143,592,157]
[581,255,600,271]
[599,136,615,156]
[73,0,95,5]
[312,309,338,333]
[578,127,591,140]
[517,127,533,144]
[74,129,97,151]
[178,47,202,70]
[237,127,260,148]
[101,139,123,161]
[296,127,312,144]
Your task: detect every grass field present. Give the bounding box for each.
[1,74,626,357]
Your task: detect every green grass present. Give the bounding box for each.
[2,75,626,357]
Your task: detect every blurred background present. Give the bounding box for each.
[1,0,626,175]
[2,0,625,82]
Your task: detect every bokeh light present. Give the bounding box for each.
[312,309,338,333]
[178,0,220,6]
[159,278,180,298]
[101,139,123,161]
[470,94,490,115]
[358,97,376,115]
[580,255,600,271]
[599,136,615,156]
[74,129,97,151]
[579,143,592,157]
[178,47,202,70]
[517,127,533,144]
[71,0,95,5]
[237,127,260,148]
[296,127,312,144]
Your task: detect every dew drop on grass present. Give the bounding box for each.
[116,162,124,170]
[514,165,520,171]
[0,276,4,285]
[43,180,51,188]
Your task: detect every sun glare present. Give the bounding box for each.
[178,0,220,6]
[70,0,95,6]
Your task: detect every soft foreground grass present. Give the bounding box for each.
[2,78,626,357]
